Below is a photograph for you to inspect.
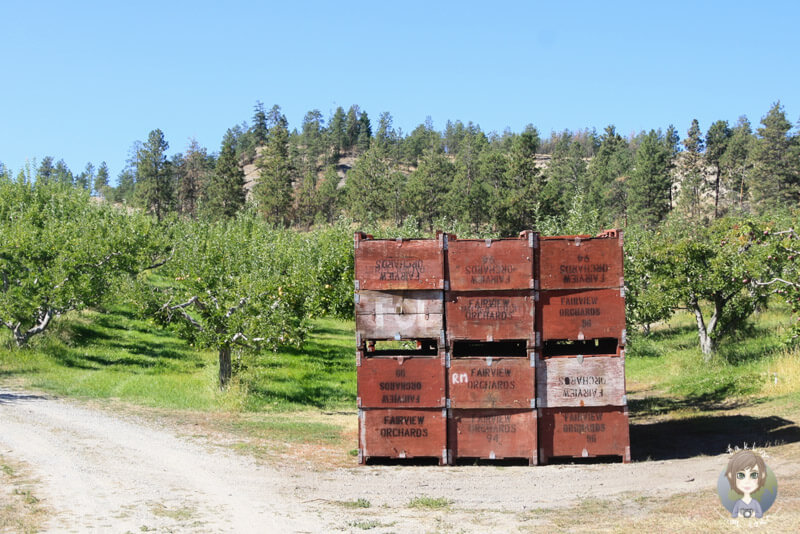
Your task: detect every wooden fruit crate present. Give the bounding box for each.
[446,232,537,291]
[448,409,537,465]
[538,406,630,463]
[359,408,447,464]
[357,353,446,408]
[448,356,535,409]
[354,232,446,291]
[535,352,626,408]
[446,290,535,343]
[539,231,624,290]
[355,290,444,344]
[537,288,625,343]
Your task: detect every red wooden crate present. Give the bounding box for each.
[446,232,536,291]
[446,290,535,342]
[539,232,624,290]
[355,290,444,343]
[354,232,445,291]
[538,406,630,463]
[448,409,537,465]
[535,353,626,408]
[359,408,447,464]
[538,288,626,342]
[357,354,446,408]
[448,356,535,409]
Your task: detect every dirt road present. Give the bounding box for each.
[0,389,317,533]
[2,387,798,532]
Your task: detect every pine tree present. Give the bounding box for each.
[316,166,340,224]
[627,129,672,228]
[300,109,325,176]
[403,150,455,230]
[676,119,707,222]
[94,162,110,198]
[583,126,633,226]
[74,162,94,191]
[540,131,587,219]
[253,106,293,225]
[342,145,393,223]
[705,120,732,218]
[328,106,347,159]
[36,157,55,185]
[344,105,360,151]
[720,117,753,211]
[178,139,210,218]
[205,128,246,219]
[135,129,173,221]
[748,102,799,212]
[252,101,268,146]
[357,111,372,153]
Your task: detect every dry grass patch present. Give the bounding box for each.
[0,455,48,533]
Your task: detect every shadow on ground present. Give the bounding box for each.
[0,392,49,404]
[630,400,800,461]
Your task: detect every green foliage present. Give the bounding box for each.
[139,214,354,387]
[0,179,166,346]
[629,216,789,357]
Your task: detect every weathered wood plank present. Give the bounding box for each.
[357,355,446,408]
[448,357,535,409]
[354,233,445,290]
[538,288,625,342]
[447,234,535,291]
[535,354,626,408]
[539,234,624,290]
[446,290,535,342]
[448,409,537,464]
[359,408,447,463]
[538,406,630,463]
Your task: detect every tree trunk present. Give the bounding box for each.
[690,298,716,360]
[219,346,232,389]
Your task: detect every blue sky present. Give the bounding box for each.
[1,1,798,183]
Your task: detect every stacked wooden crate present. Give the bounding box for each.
[445,232,538,465]
[355,229,630,465]
[354,232,448,465]
[535,230,630,463]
